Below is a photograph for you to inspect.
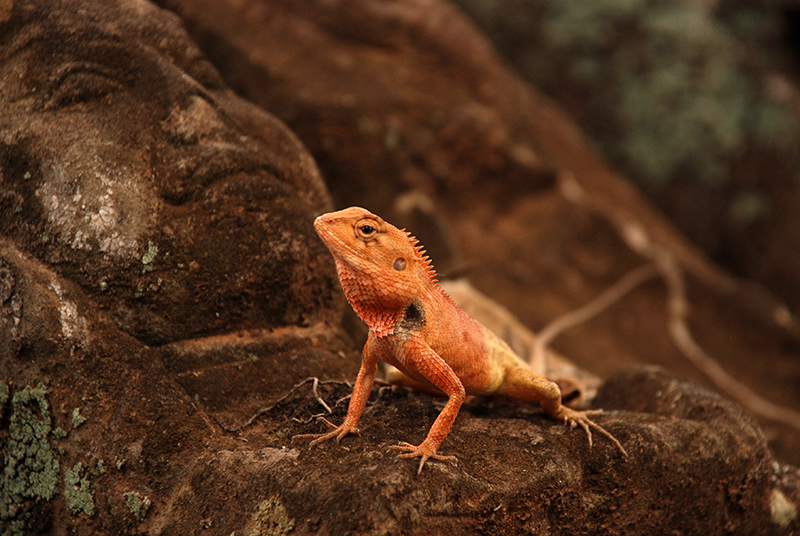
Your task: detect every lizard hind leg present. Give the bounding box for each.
[499,366,628,458]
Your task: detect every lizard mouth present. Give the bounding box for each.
[314,216,375,273]
[314,217,352,257]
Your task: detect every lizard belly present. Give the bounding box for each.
[375,288,528,397]
[422,309,519,396]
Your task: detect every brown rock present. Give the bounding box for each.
[0,0,337,345]
[0,0,356,532]
[2,0,799,534]
[157,0,800,469]
[157,366,800,535]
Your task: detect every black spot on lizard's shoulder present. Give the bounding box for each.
[398,298,426,333]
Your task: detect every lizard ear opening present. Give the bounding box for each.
[393,258,406,271]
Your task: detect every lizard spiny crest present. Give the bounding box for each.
[405,231,438,286]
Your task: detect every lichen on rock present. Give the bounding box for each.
[242,496,295,536]
[71,407,86,429]
[0,383,60,533]
[64,462,95,517]
[123,491,151,522]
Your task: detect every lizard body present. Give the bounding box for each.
[298,206,626,473]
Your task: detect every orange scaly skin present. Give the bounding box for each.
[297,207,627,474]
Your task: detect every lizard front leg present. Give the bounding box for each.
[499,366,628,457]
[385,335,465,474]
[294,336,379,446]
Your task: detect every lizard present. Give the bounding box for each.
[296,206,627,474]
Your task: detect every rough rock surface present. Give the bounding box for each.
[0,0,356,533]
[2,249,797,534]
[1,0,800,534]
[184,367,800,536]
[158,0,800,467]
[0,0,337,346]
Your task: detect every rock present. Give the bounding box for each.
[0,0,357,533]
[0,238,213,535]
[156,0,800,468]
[141,365,800,535]
[2,0,800,534]
[2,235,797,534]
[0,0,338,346]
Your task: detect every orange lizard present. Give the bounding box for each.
[297,206,627,473]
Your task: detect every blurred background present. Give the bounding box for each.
[454,0,800,315]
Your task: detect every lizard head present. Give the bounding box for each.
[314,207,436,320]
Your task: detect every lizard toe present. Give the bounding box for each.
[294,418,360,447]
[556,407,628,458]
[388,441,458,474]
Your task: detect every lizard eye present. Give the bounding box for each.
[393,258,406,271]
[355,218,380,239]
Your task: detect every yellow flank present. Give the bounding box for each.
[476,323,527,396]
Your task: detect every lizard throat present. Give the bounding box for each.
[334,260,409,336]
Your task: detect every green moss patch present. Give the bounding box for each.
[123,491,151,522]
[64,462,94,517]
[141,241,158,274]
[0,383,60,534]
[71,407,86,429]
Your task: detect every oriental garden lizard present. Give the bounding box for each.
[296,206,627,473]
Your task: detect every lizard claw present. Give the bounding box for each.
[388,441,458,475]
[293,417,360,447]
[556,407,628,458]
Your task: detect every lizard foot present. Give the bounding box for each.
[556,407,628,458]
[388,441,458,475]
[293,417,360,447]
